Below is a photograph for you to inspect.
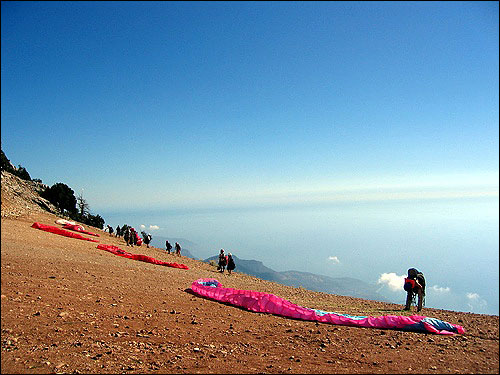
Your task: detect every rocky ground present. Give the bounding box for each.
[1,171,499,374]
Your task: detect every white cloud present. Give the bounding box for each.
[328,256,340,264]
[466,292,480,300]
[430,285,451,293]
[377,272,405,292]
[149,225,160,230]
[466,292,488,312]
[140,224,146,229]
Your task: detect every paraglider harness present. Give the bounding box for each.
[404,268,426,307]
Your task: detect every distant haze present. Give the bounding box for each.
[101,195,499,315]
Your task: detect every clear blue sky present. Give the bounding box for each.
[2,2,499,314]
[2,1,498,210]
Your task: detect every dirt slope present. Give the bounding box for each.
[1,173,498,374]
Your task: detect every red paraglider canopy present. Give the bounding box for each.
[96,244,189,269]
[32,222,99,242]
[62,223,100,237]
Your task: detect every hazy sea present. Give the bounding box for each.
[101,197,499,315]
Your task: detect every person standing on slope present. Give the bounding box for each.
[124,227,130,246]
[403,268,426,312]
[166,240,173,254]
[175,242,181,256]
[227,252,235,275]
[218,249,227,273]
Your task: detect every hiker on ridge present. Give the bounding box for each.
[403,268,426,312]
[227,252,235,275]
[165,240,173,254]
[142,232,152,248]
[175,242,181,256]
[128,228,135,247]
[124,227,130,246]
[218,249,227,273]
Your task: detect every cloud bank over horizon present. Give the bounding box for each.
[376,272,493,314]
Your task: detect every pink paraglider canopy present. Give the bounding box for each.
[191,278,465,335]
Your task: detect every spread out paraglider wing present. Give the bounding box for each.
[190,278,465,335]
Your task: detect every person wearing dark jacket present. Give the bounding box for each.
[124,228,130,246]
[227,252,235,275]
[143,232,152,248]
[166,240,173,254]
[403,268,426,312]
[175,242,181,256]
[218,249,227,273]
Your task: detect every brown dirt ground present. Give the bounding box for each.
[1,183,499,374]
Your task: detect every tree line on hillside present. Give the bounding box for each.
[1,149,105,229]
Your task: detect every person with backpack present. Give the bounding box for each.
[129,228,136,247]
[142,232,152,248]
[218,249,227,273]
[175,242,181,256]
[403,268,426,312]
[124,227,130,246]
[227,252,235,275]
[166,240,173,254]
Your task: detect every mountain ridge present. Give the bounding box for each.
[205,254,389,302]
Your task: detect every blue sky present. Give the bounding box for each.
[2,2,498,314]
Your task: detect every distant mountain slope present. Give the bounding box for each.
[205,255,389,302]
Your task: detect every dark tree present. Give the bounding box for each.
[85,213,105,229]
[76,193,90,217]
[1,150,15,172]
[15,165,31,181]
[1,150,31,180]
[42,183,77,215]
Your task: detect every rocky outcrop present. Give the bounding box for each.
[1,171,58,218]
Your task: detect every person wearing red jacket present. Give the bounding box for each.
[403,268,426,312]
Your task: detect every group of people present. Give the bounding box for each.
[104,224,154,248]
[165,240,182,256]
[218,249,235,274]
[122,226,139,247]
[111,224,129,239]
